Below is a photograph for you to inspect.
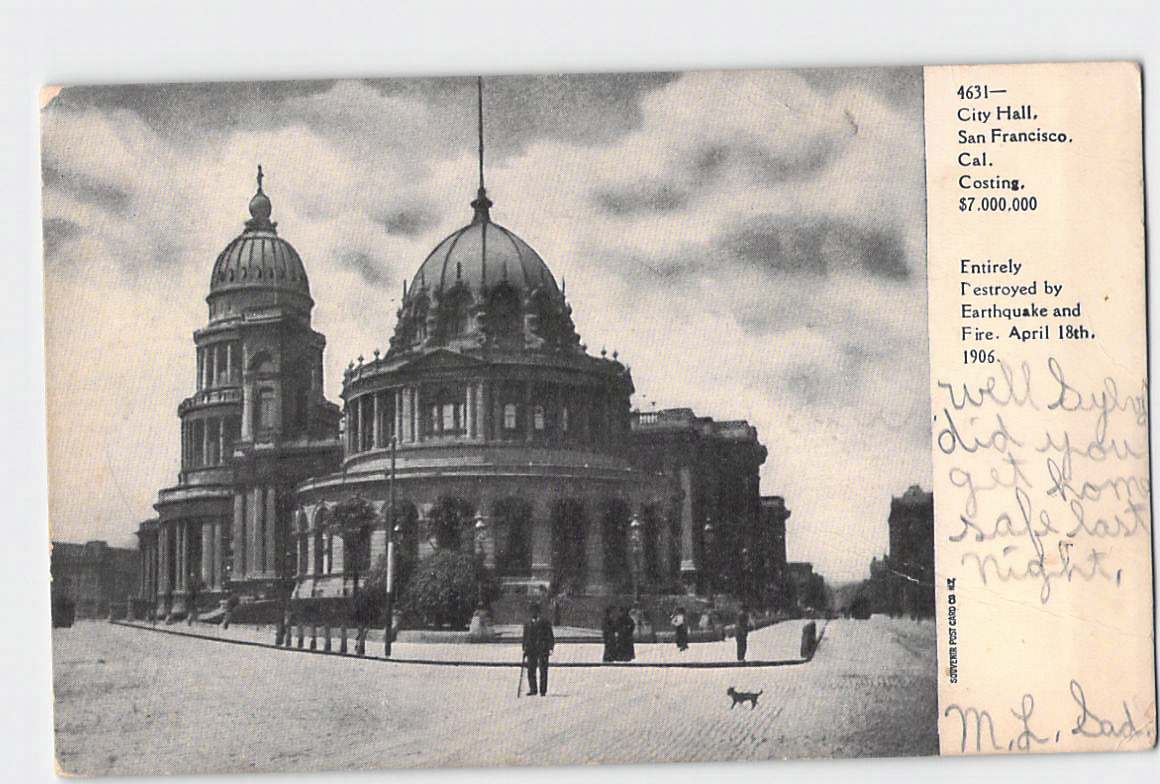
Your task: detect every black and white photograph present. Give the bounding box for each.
[42,66,937,775]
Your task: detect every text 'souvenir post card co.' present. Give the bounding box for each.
[41,62,1152,777]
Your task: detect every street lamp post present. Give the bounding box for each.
[702,519,715,601]
[474,513,489,607]
[629,513,644,604]
[384,436,397,658]
[470,512,492,639]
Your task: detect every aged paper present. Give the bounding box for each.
[925,62,1155,753]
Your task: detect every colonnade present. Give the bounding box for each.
[346,379,618,454]
[196,340,241,390]
[182,415,240,469]
[291,494,683,595]
[139,517,228,611]
[231,485,280,580]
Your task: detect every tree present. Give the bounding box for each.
[397,550,499,629]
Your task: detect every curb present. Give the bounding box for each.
[109,621,819,669]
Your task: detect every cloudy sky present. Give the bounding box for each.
[41,67,930,582]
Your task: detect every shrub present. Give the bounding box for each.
[397,550,499,629]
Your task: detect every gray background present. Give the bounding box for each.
[1,1,1157,782]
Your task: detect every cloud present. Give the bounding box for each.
[719,215,911,280]
[592,179,689,216]
[337,249,394,288]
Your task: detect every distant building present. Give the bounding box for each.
[786,561,827,613]
[862,485,934,618]
[50,540,138,619]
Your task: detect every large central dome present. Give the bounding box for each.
[406,190,561,304]
[387,188,580,357]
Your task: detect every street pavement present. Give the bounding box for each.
[52,616,938,776]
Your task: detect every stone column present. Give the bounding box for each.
[524,382,533,442]
[355,394,364,452]
[201,522,213,586]
[241,383,253,441]
[249,486,264,577]
[225,343,233,384]
[530,507,553,583]
[402,388,413,443]
[394,388,403,442]
[678,467,697,590]
[331,534,345,575]
[370,528,386,568]
[584,501,607,594]
[464,384,475,439]
[218,418,226,463]
[232,492,246,579]
[658,511,673,585]
[213,519,224,590]
[475,381,486,440]
[306,530,316,576]
[265,486,278,578]
[414,386,423,442]
[175,524,187,593]
[372,392,382,449]
[155,527,166,601]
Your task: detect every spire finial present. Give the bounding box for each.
[247,164,273,229]
[470,76,493,223]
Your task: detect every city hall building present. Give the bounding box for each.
[136,161,789,621]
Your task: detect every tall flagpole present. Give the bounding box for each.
[477,76,485,192]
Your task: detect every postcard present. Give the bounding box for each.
[41,61,1153,776]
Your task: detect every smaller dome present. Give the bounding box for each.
[207,167,312,317]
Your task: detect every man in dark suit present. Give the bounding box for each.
[522,602,555,696]
[736,603,752,662]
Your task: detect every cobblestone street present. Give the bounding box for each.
[52,617,937,776]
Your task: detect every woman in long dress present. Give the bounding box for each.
[671,606,688,651]
[616,607,636,662]
[601,606,616,662]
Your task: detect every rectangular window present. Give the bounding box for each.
[503,403,518,430]
[442,402,455,432]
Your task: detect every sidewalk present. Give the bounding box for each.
[111,617,817,668]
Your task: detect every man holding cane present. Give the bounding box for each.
[521,602,555,697]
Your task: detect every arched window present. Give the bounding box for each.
[503,403,518,431]
[533,405,545,431]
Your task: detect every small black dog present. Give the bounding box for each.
[726,687,763,709]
